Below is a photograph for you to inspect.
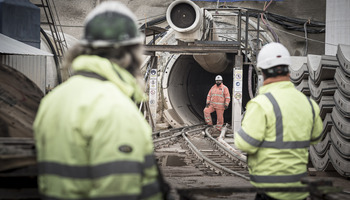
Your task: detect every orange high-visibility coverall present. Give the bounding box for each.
[203,84,231,130]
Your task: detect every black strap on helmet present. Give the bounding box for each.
[261,65,289,78]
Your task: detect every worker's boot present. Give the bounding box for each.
[208,127,221,137]
[213,129,221,137]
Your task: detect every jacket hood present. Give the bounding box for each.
[71,55,146,103]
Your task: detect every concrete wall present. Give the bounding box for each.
[325,0,350,56]
[35,0,326,55]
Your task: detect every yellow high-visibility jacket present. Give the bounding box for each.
[235,81,323,200]
[33,55,162,200]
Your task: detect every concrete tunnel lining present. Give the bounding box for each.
[162,54,238,127]
[162,54,255,127]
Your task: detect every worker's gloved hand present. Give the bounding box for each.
[206,103,210,108]
[224,105,228,110]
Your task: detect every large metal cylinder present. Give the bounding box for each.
[166,0,231,73]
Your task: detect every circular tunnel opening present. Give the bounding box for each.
[164,54,255,127]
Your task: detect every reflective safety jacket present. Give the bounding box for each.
[33,55,162,200]
[234,81,323,200]
[206,84,230,109]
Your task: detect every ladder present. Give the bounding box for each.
[33,0,68,82]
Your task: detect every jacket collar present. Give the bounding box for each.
[71,55,146,103]
[214,83,224,88]
[258,81,294,95]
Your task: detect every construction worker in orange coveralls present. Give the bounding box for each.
[204,75,231,132]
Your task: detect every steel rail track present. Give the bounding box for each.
[152,124,205,139]
[181,129,250,180]
[153,124,206,148]
[205,127,247,163]
[153,124,250,179]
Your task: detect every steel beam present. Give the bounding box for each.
[144,44,239,54]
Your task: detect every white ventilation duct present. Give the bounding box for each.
[166,0,231,73]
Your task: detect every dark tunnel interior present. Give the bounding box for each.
[165,55,255,126]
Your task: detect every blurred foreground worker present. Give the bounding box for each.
[203,75,230,133]
[33,2,168,200]
[234,42,323,200]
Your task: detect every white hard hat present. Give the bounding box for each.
[257,42,291,69]
[215,75,223,81]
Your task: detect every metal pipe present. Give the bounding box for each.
[245,11,249,63]
[257,14,261,54]
[166,0,230,74]
[238,9,242,55]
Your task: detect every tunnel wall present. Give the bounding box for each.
[161,53,256,127]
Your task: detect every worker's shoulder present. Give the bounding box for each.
[96,84,137,107]
[60,77,135,108]
[224,86,230,92]
[90,87,144,121]
[250,93,268,103]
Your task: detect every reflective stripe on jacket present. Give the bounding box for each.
[234,81,323,200]
[34,55,162,200]
[206,84,230,109]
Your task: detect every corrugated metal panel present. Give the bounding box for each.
[0,33,52,94]
[0,54,47,93]
[0,33,52,56]
[325,0,350,56]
